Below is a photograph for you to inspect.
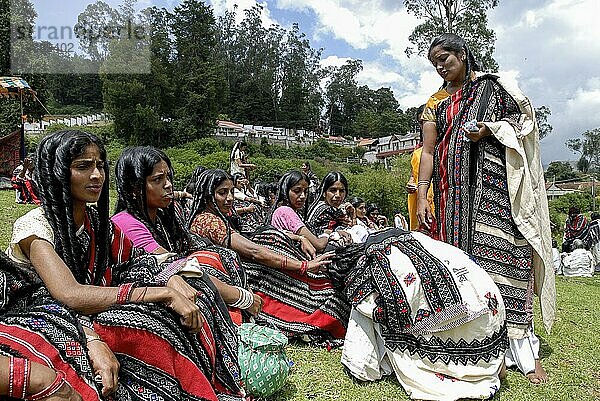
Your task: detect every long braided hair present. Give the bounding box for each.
[266,170,310,224]
[114,146,188,253]
[34,130,111,284]
[186,169,235,247]
[428,33,482,95]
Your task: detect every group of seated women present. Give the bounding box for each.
[0,130,509,401]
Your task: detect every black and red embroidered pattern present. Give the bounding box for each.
[245,227,349,341]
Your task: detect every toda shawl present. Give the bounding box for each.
[480,72,555,334]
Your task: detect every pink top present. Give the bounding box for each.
[271,206,305,233]
[111,210,160,253]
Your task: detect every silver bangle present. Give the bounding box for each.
[228,287,254,309]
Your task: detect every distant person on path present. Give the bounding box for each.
[563,206,589,252]
[11,155,40,204]
[416,33,555,384]
[301,161,320,206]
[230,140,255,178]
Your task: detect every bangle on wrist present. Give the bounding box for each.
[299,260,309,275]
[9,356,29,399]
[85,333,101,343]
[417,180,430,187]
[228,287,254,309]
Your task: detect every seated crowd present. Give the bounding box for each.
[0,129,577,400]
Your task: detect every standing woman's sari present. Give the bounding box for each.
[421,72,555,339]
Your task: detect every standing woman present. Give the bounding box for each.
[416,33,555,384]
[7,131,244,400]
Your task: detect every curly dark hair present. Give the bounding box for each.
[34,130,110,284]
[114,146,190,253]
[186,169,234,246]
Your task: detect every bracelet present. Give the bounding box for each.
[85,333,102,343]
[116,283,135,304]
[9,356,29,399]
[26,371,66,401]
[417,180,430,187]
[299,260,309,276]
[228,287,254,309]
[133,286,148,303]
[279,256,288,270]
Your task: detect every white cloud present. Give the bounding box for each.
[210,0,277,28]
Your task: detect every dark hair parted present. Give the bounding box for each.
[187,169,234,246]
[308,171,348,214]
[267,170,309,223]
[114,146,187,253]
[428,33,481,91]
[350,196,365,208]
[34,130,110,284]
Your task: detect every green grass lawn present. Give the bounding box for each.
[0,189,598,400]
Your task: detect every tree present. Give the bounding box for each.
[535,105,553,140]
[171,0,225,141]
[404,0,499,71]
[74,1,120,62]
[324,59,363,136]
[566,128,600,173]
[278,23,323,130]
[544,161,577,182]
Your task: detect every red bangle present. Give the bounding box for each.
[300,261,308,275]
[9,356,29,399]
[26,371,66,401]
[116,283,135,304]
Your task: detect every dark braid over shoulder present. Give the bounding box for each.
[34,130,110,284]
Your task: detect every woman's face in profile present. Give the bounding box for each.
[355,203,367,218]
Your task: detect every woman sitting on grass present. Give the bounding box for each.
[0,251,86,400]
[5,131,245,401]
[187,169,344,341]
[111,146,262,324]
[306,171,353,241]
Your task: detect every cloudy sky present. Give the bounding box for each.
[30,0,600,164]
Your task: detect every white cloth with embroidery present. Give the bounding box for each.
[342,232,506,401]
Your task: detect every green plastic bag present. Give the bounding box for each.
[238,322,290,397]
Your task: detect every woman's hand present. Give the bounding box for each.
[86,339,120,397]
[246,293,264,316]
[307,251,334,274]
[299,237,317,259]
[167,275,197,302]
[165,289,204,333]
[406,176,417,194]
[464,122,492,142]
[416,197,434,229]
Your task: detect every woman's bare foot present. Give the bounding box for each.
[499,362,507,380]
[525,359,548,384]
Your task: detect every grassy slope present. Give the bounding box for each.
[0,190,598,401]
